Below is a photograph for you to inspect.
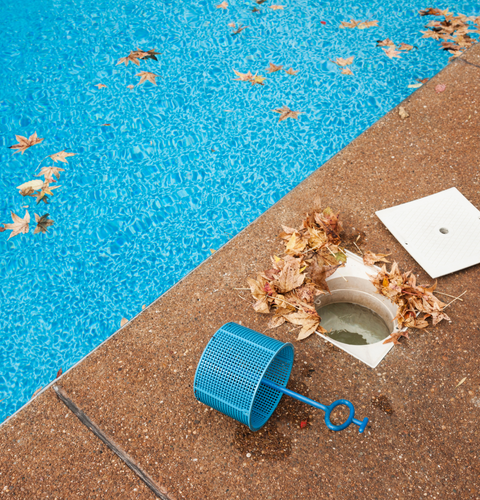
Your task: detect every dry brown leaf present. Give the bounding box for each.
[398,43,414,51]
[383,47,401,59]
[216,1,228,8]
[37,166,65,182]
[339,19,361,29]
[9,132,44,155]
[334,56,354,66]
[49,150,76,163]
[34,213,54,234]
[247,275,271,314]
[273,259,305,293]
[376,38,395,47]
[273,105,304,121]
[284,67,298,75]
[4,211,30,239]
[136,71,160,85]
[398,106,409,119]
[308,259,341,293]
[269,5,284,10]
[266,62,284,73]
[95,84,107,89]
[284,311,320,340]
[121,318,129,327]
[233,69,254,82]
[117,48,160,66]
[341,68,353,75]
[363,251,391,266]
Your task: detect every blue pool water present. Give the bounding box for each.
[0,0,478,421]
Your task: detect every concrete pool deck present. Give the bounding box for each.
[1,45,480,499]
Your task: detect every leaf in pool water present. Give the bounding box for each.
[36,181,60,204]
[216,1,228,8]
[127,84,135,90]
[408,83,423,89]
[101,123,111,126]
[363,251,391,266]
[417,78,429,84]
[269,5,284,10]
[121,318,129,327]
[284,67,298,75]
[229,23,248,35]
[9,132,44,155]
[95,84,107,89]
[233,69,254,82]
[339,19,361,28]
[17,179,44,196]
[49,150,76,163]
[37,166,65,182]
[376,38,395,47]
[333,56,354,67]
[117,48,161,66]
[254,0,267,4]
[383,47,401,59]
[419,8,444,16]
[252,7,260,12]
[420,30,441,40]
[341,68,353,75]
[266,62,283,73]
[435,84,446,93]
[136,71,160,85]
[273,105,304,121]
[4,211,30,239]
[398,43,414,51]
[357,20,379,29]
[34,213,54,234]
[56,368,63,378]
[250,74,266,85]
[32,387,43,398]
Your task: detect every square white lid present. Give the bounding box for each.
[376,187,480,278]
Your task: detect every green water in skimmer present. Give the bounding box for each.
[318,303,391,345]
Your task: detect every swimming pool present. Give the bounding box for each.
[0,0,478,421]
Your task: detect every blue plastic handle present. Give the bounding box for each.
[261,378,368,433]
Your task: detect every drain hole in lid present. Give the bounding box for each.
[439,227,449,234]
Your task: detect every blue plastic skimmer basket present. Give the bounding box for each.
[194,322,294,431]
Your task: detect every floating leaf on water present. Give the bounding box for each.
[117,48,160,66]
[216,1,228,8]
[284,67,298,75]
[269,5,284,10]
[266,62,284,73]
[9,132,44,155]
[34,213,54,234]
[341,68,353,75]
[37,166,65,182]
[383,47,401,59]
[121,318,129,327]
[136,71,160,85]
[273,105,304,122]
[17,179,44,193]
[4,211,30,239]
[408,83,423,88]
[333,56,354,67]
[49,150,76,164]
[377,38,395,47]
[95,84,107,89]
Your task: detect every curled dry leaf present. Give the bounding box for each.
[377,38,395,47]
[17,179,44,196]
[363,251,391,266]
[370,262,450,340]
[398,106,410,119]
[398,43,414,51]
[9,132,44,155]
[333,56,354,67]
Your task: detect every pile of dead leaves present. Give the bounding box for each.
[420,9,480,60]
[370,262,450,344]
[247,207,346,340]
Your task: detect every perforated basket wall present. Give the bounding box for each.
[194,322,294,431]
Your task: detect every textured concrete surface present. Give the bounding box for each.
[1,46,480,499]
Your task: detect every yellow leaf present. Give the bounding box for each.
[455,377,467,388]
